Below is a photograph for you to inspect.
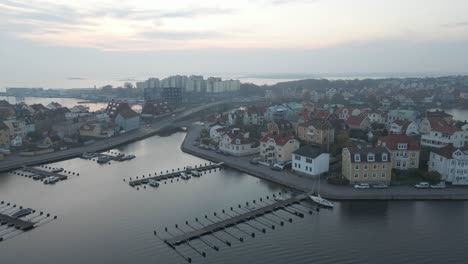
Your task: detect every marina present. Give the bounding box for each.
[127,162,224,187]
[10,166,79,184]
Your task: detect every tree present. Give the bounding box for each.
[336,132,350,147]
[423,171,442,184]
[303,89,311,102]
[124,82,134,89]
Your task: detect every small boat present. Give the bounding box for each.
[12,208,34,218]
[180,172,191,180]
[309,194,334,208]
[430,182,446,189]
[191,170,201,177]
[274,196,286,202]
[80,152,96,159]
[148,179,159,187]
[97,156,111,164]
[51,168,64,173]
[44,176,60,184]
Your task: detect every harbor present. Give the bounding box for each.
[10,166,80,184]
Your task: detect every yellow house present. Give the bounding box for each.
[342,142,392,184]
[296,119,334,146]
[0,122,11,150]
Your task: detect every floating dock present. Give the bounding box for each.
[20,167,68,181]
[165,193,308,246]
[128,162,224,187]
[0,213,35,231]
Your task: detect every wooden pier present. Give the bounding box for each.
[0,213,35,231]
[129,162,224,187]
[165,193,308,246]
[20,167,68,181]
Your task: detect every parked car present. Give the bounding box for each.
[430,182,446,189]
[271,161,292,171]
[250,159,259,165]
[372,183,388,189]
[354,183,370,189]
[415,182,430,189]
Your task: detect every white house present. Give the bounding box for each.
[292,146,329,176]
[421,123,465,148]
[209,125,227,143]
[428,145,468,185]
[218,130,259,156]
[389,120,419,136]
[115,109,140,132]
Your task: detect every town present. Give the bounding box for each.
[0,75,467,193]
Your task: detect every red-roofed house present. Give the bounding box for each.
[377,134,420,170]
[346,116,371,130]
[219,129,259,156]
[260,133,300,164]
[420,118,464,148]
[106,102,140,131]
[79,122,116,138]
[267,120,294,136]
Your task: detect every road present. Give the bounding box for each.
[182,124,468,200]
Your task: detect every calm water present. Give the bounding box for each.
[0,132,467,264]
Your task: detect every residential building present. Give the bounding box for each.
[209,125,228,143]
[260,133,300,164]
[346,116,371,130]
[292,145,329,176]
[377,134,420,170]
[141,101,172,118]
[389,120,419,136]
[296,119,334,146]
[107,102,140,131]
[79,122,116,138]
[0,122,10,150]
[428,145,468,185]
[386,109,418,124]
[266,105,293,121]
[219,129,259,156]
[46,102,63,110]
[267,120,294,136]
[3,119,27,139]
[420,118,464,148]
[161,87,183,105]
[342,142,392,184]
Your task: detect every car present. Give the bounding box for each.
[354,183,370,189]
[415,182,430,189]
[250,159,259,165]
[430,182,446,189]
[372,183,388,189]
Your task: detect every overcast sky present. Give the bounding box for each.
[1,0,468,88]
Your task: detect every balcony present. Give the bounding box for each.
[421,134,451,148]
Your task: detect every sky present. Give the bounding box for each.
[1,0,468,88]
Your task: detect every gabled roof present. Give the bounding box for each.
[299,118,333,130]
[429,118,460,134]
[431,145,468,159]
[346,143,391,163]
[378,134,420,151]
[224,132,255,145]
[293,145,324,159]
[261,133,295,146]
[346,116,367,126]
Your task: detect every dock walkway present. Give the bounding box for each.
[0,213,35,231]
[165,193,308,246]
[21,167,68,181]
[129,163,224,187]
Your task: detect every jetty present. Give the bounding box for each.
[128,162,224,187]
[0,213,35,231]
[20,167,68,181]
[165,193,308,246]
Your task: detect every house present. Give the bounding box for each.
[420,118,464,148]
[10,135,23,147]
[267,120,294,136]
[0,122,10,150]
[296,119,334,146]
[106,102,140,131]
[292,145,329,176]
[243,106,267,126]
[363,110,385,124]
[426,110,453,123]
[346,116,371,131]
[209,125,228,142]
[46,102,63,110]
[52,120,82,139]
[428,145,468,185]
[79,122,115,138]
[377,134,420,170]
[386,109,418,124]
[342,141,392,184]
[337,108,361,120]
[3,119,27,139]
[141,101,171,118]
[266,105,293,121]
[219,129,259,156]
[260,133,300,164]
[389,120,419,136]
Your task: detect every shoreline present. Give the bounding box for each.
[181,124,468,201]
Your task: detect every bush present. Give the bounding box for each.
[422,171,442,184]
[327,175,350,185]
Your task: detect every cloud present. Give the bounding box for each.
[441,21,468,28]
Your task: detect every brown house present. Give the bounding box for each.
[296,119,334,146]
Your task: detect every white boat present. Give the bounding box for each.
[180,172,191,180]
[44,176,60,184]
[309,194,334,208]
[148,179,159,187]
[191,170,201,177]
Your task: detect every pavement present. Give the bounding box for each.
[182,124,468,200]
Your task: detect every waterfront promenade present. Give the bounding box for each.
[0,98,257,173]
[182,124,468,200]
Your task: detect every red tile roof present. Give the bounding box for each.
[378,134,420,151]
[429,118,460,134]
[346,116,367,126]
[432,145,457,159]
[261,133,295,146]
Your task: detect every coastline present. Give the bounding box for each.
[181,124,468,201]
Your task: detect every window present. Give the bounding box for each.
[355,164,360,170]
[382,164,386,169]
[411,153,416,158]
[355,154,361,162]
[372,172,377,177]
[305,166,308,171]
[411,160,416,166]
[367,153,375,162]
[397,143,407,150]
[382,172,386,177]
[363,173,368,178]
[397,161,401,167]
[382,153,388,161]
[306,158,312,163]
[373,164,377,170]
[354,173,359,178]
[278,154,282,158]
[295,155,301,160]
[364,165,368,170]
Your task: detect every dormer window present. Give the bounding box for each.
[367,153,375,162]
[397,143,407,150]
[382,153,388,161]
[355,154,361,162]
[236,139,241,145]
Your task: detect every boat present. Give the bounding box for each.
[51,168,64,173]
[274,196,286,202]
[309,174,334,208]
[191,170,201,177]
[12,208,34,218]
[415,182,430,189]
[180,172,191,180]
[148,179,159,187]
[80,152,96,159]
[44,176,60,184]
[309,194,334,208]
[97,156,111,164]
